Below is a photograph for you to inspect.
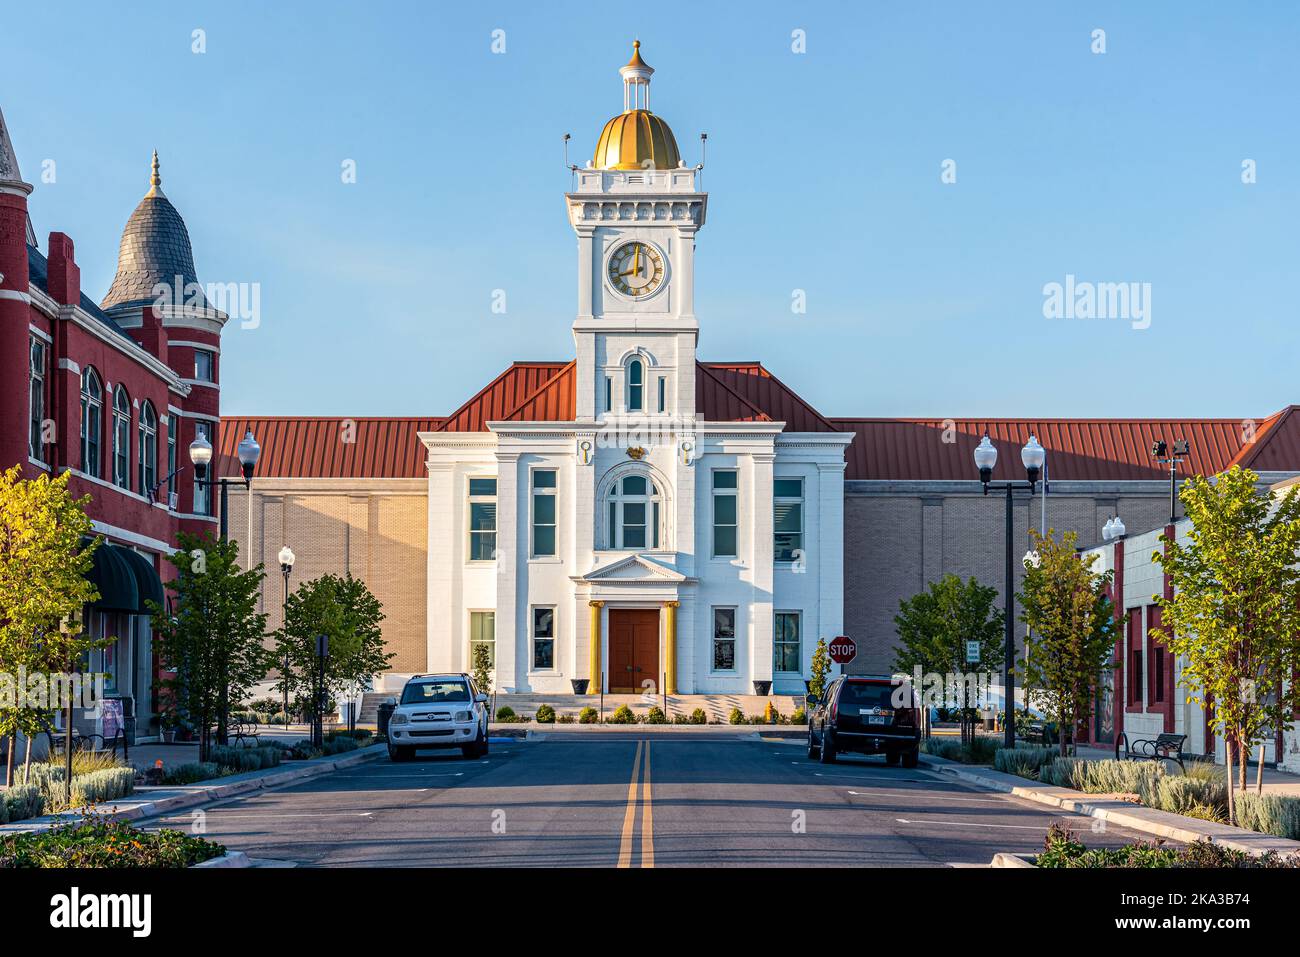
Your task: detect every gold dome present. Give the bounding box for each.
[592,109,681,171]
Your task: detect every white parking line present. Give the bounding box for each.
[895,817,1047,830]
[848,790,1005,805]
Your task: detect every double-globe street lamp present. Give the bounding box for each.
[187,429,261,541]
[973,432,1046,749]
[278,545,296,729]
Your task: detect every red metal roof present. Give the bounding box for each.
[219,417,441,479]
[696,364,773,423]
[829,417,1276,482]
[499,361,576,422]
[703,363,838,431]
[435,362,568,432]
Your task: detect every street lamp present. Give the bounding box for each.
[974,432,1046,749]
[278,545,295,729]
[189,429,261,540]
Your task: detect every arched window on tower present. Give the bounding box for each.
[80,367,102,478]
[626,357,644,412]
[605,472,662,550]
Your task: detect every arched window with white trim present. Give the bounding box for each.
[112,385,131,490]
[605,472,662,550]
[80,367,102,478]
[626,357,645,412]
[138,401,158,495]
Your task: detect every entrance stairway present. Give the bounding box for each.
[483,692,803,723]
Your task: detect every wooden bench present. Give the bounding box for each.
[1116,731,1188,771]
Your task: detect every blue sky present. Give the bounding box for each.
[3,1,1296,419]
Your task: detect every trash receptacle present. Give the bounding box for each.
[377,698,398,738]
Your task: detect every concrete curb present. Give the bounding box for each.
[0,744,386,835]
[990,852,1036,868]
[922,754,1300,858]
[192,850,251,869]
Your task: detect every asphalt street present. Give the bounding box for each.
[141,732,1162,867]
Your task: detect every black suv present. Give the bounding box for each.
[806,676,921,767]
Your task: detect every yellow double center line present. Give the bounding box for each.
[617,739,654,868]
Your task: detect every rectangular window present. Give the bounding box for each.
[470,611,496,668]
[1152,647,1166,704]
[774,611,801,673]
[532,607,555,670]
[194,349,215,382]
[657,376,666,413]
[468,477,497,561]
[28,337,46,462]
[193,421,212,514]
[712,608,736,671]
[531,469,557,557]
[166,414,178,504]
[712,469,738,557]
[774,478,804,562]
[1131,649,1144,705]
[604,376,612,413]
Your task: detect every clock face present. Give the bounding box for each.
[607,241,666,298]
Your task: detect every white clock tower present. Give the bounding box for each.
[566,41,708,422]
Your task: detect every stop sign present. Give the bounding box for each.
[828,635,856,664]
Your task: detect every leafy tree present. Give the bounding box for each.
[1018,529,1115,756]
[471,643,492,697]
[893,574,1003,745]
[151,532,271,761]
[0,467,105,784]
[808,637,831,700]
[1153,466,1300,818]
[274,574,393,733]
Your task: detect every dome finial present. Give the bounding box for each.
[146,150,164,198]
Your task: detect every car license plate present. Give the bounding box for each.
[866,714,889,725]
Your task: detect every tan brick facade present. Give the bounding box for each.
[225,479,428,673]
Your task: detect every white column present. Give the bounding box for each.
[494,451,521,692]
[817,461,846,665]
[750,451,776,688]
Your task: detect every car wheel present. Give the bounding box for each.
[885,750,901,766]
[901,746,919,769]
[819,726,837,764]
[807,725,820,760]
[389,744,409,762]
[480,725,490,757]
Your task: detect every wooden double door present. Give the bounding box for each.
[608,608,660,694]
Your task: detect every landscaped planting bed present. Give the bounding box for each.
[1034,822,1300,869]
[0,815,225,868]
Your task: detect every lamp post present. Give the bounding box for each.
[974,432,1046,749]
[188,429,261,541]
[314,634,330,749]
[278,545,295,730]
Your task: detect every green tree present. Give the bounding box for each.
[471,643,493,697]
[1018,529,1115,756]
[1153,466,1300,818]
[151,532,271,761]
[274,574,393,732]
[808,637,831,700]
[0,467,106,784]
[893,574,1003,745]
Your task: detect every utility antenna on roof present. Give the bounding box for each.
[563,133,578,188]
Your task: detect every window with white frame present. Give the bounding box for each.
[712,469,738,557]
[712,607,736,671]
[657,376,666,413]
[194,349,215,382]
[604,376,612,413]
[138,401,158,495]
[774,478,804,562]
[29,336,46,462]
[166,414,178,504]
[470,611,496,668]
[193,421,212,514]
[774,611,801,673]
[532,607,555,670]
[112,385,131,490]
[532,469,557,557]
[606,472,661,549]
[80,367,102,477]
[468,477,497,561]
[626,357,644,411]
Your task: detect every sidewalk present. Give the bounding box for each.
[921,753,1300,858]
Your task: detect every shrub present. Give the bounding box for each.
[1140,774,1227,820]
[321,736,360,756]
[688,708,708,725]
[68,768,136,807]
[0,816,225,868]
[791,707,807,725]
[672,713,690,725]
[763,701,777,724]
[209,745,283,773]
[1045,758,1163,796]
[993,746,1057,779]
[248,697,281,715]
[160,762,222,785]
[578,707,599,724]
[3,784,44,823]
[644,706,666,725]
[557,713,576,724]
[1235,793,1300,841]
[609,705,637,725]
[1035,822,1300,869]
[495,706,516,721]
[535,704,557,723]
[728,707,745,725]
[924,736,1002,765]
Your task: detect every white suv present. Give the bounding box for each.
[387,674,489,761]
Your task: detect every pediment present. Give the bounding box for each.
[576,554,687,583]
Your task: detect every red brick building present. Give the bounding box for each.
[1,107,226,741]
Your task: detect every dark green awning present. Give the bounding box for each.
[82,537,139,612]
[118,547,165,613]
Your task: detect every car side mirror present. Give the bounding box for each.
[474,693,488,704]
